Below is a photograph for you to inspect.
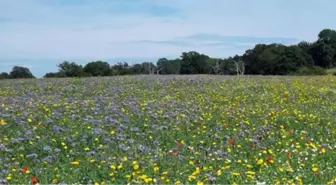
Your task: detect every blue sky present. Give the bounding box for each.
[0,0,335,77]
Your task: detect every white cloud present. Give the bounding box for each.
[0,0,335,61]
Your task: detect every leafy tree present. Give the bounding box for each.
[218,58,235,75]
[130,64,144,74]
[43,72,66,78]
[206,58,222,74]
[141,62,156,74]
[83,61,111,76]
[180,51,210,74]
[57,61,85,77]
[157,58,181,74]
[157,58,169,74]
[275,45,314,75]
[0,72,10,79]
[111,62,131,75]
[318,29,336,44]
[9,66,35,79]
[243,44,313,75]
[310,41,334,68]
[242,44,269,74]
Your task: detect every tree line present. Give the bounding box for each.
[1,28,336,79]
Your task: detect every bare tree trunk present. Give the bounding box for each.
[234,60,245,75]
[156,68,162,75]
[210,60,221,75]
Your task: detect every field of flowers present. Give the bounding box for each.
[1,75,336,184]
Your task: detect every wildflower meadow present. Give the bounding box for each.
[1,75,336,184]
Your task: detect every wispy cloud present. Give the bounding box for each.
[136,33,298,48]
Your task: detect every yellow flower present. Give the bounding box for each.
[117,163,123,169]
[257,159,264,165]
[321,148,326,153]
[27,118,32,123]
[216,170,222,176]
[312,167,318,172]
[154,166,159,173]
[231,172,240,176]
[188,175,196,181]
[110,130,115,135]
[71,161,80,165]
[133,164,140,170]
[246,171,256,175]
[6,173,12,180]
[197,181,204,185]
[110,165,116,170]
[52,179,58,184]
[0,119,6,126]
[144,178,153,183]
[94,182,99,185]
[175,180,181,185]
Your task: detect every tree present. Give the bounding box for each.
[9,66,35,79]
[58,61,85,77]
[130,64,144,74]
[242,44,269,74]
[141,62,156,75]
[0,72,10,79]
[318,29,336,44]
[43,72,66,78]
[207,58,221,75]
[275,45,314,75]
[83,61,111,76]
[233,59,245,75]
[310,41,335,68]
[157,58,169,74]
[111,62,131,75]
[180,51,210,74]
[219,58,236,75]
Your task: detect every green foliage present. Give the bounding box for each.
[157,58,181,74]
[43,72,67,78]
[180,51,210,74]
[9,66,35,79]
[83,61,111,76]
[57,61,85,77]
[0,72,10,80]
[291,66,327,76]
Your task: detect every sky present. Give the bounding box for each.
[0,0,335,77]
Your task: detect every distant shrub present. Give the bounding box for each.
[292,66,327,76]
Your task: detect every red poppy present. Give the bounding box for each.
[306,141,311,145]
[31,177,38,184]
[21,166,28,173]
[287,152,292,158]
[229,138,235,145]
[171,151,178,156]
[266,156,273,163]
[289,129,294,135]
[250,145,254,149]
